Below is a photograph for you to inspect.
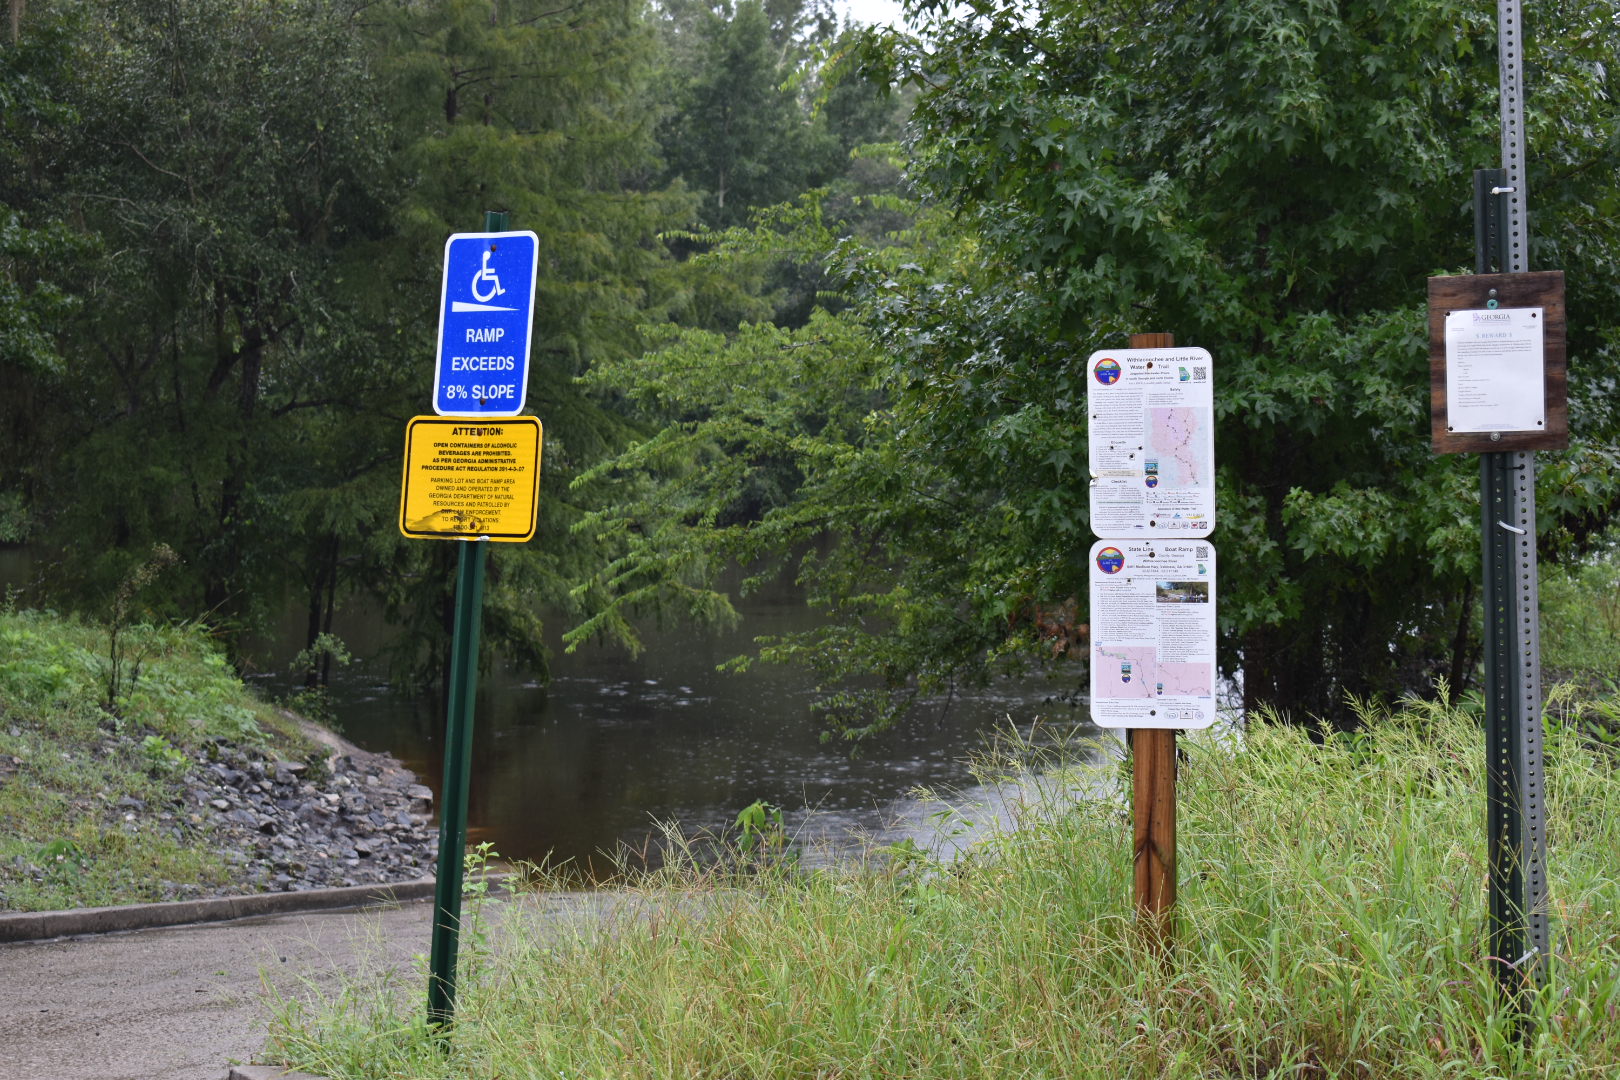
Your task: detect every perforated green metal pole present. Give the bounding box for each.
[427,536,487,1028]
[427,209,508,1031]
[1477,0,1549,1013]
[1480,449,1547,1006]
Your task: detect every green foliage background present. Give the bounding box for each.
[4,0,1620,729]
[865,0,1620,721]
[0,0,894,688]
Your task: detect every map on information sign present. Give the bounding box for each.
[1087,348,1214,537]
[1093,646,1213,701]
[1088,539,1217,730]
[1145,408,1211,490]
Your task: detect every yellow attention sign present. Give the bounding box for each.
[399,416,542,541]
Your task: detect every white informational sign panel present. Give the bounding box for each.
[1087,348,1214,538]
[1443,307,1547,434]
[1089,539,1217,730]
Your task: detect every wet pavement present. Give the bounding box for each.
[0,892,608,1080]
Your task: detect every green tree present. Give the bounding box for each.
[857,0,1620,722]
[576,0,1620,734]
[0,5,84,543]
[569,184,1029,741]
[655,0,901,231]
[657,0,828,227]
[7,0,397,642]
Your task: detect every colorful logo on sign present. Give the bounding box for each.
[1095,546,1125,574]
[1145,475,1159,488]
[1121,661,1132,684]
[1093,358,1122,385]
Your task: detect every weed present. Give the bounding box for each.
[103,543,179,712]
[459,841,500,974]
[138,734,189,778]
[731,799,796,870]
[33,838,89,876]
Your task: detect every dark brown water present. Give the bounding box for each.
[2,548,1102,876]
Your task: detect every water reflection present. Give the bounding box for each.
[271,623,1100,880]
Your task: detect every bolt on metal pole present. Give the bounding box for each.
[427,209,508,1031]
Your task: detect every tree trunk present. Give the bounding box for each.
[205,332,263,629]
[319,539,339,686]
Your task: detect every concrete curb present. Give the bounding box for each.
[0,873,513,943]
[228,1067,327,1080]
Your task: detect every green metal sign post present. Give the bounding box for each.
[1480,0,1551,1011]
[1431,2,1561,1024]
[426,210,509,1031]
[426,534,488,1028]
[1471,183,1551,1017]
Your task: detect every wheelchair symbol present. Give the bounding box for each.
[470,246,507,304]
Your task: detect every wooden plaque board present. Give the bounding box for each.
[1429,271,1567,454]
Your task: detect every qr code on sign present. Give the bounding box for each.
[1195,545,1209,559]
[1194,366,1208,380]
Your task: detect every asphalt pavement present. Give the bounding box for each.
[0,892,606,1080]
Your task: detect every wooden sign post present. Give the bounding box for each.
[1086,328,1217,952]
[1127,331,1177,948]
[1133,725,1176,940]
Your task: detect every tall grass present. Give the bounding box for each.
[267,699,1620,1078]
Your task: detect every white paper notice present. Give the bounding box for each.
[1087,348,1214,538]
[1444,307,1546,434]
[1088,539,1217,730]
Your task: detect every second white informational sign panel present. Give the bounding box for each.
[1087,347,1215,538]
[1089,539,1218,730]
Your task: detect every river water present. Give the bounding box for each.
[3,549,1108,878]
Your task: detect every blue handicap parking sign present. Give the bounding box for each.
[434,231,540,416]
